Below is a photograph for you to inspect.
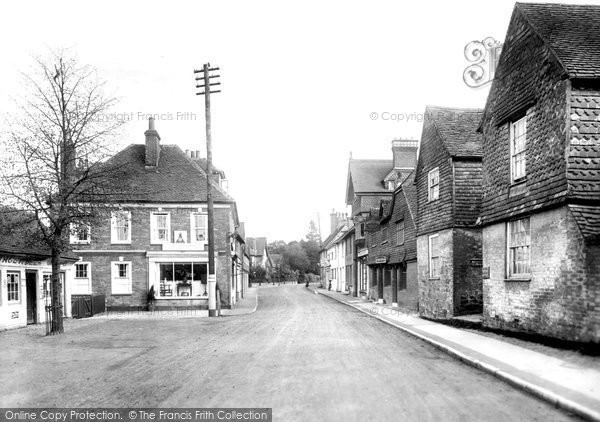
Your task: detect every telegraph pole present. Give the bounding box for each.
[194,63,221,317]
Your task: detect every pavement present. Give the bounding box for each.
[0,284,585,421]
[313,287,600,422]
[100,287,258,319]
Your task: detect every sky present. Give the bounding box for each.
[0,0,595,242]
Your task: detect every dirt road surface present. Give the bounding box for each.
[0,285,581,421]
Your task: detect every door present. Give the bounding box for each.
[26,272,37,324]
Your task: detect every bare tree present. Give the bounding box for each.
[0,50,125,334]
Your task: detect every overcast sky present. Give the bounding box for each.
[0,0,594,242]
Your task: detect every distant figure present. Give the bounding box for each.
[328,280,332,291]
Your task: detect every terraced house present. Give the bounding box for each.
[415,106,484,319]
[366,171,418,309]
[346,140,418,297]
[71,118,245,310]
[479,2,600,342]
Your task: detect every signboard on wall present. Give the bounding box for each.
[375,256,388,264]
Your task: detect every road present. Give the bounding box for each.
[0,285,580,421]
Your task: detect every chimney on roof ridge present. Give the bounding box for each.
[145,117,161,167]
[391,139,418,170]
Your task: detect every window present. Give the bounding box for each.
[73,262,91,294]
[111,211,131,244]
[428,168,439,201]
[396,221,405,246]
[111,261,132,295]
[190,213,208,242]
[381,227,389,243]
[151,212,170,243]
[510,116,527,183]
[70,223,91,244]
[508,218,531,277]
[157,262,208,298]
[429,234,440,278]
[7,272,19,302]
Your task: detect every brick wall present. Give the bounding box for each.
[75,204,234,308]
[452,228,483,315]
[482,206,600,342]
[416,118,453,236]
[417,228,454,318]
[480,7,569,225]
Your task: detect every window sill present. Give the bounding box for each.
[111,241,131,245]
[504,278,531,282]
[429,277,440,280]
[112,293,132,296]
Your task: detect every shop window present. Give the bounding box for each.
[157,262,208,298]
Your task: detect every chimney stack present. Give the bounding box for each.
[391,139,418,169]
[330,210,339,235]
[145,117,161,167]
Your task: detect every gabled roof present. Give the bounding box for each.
[426,106,483,157]
[246,237,267,256]
[103,144,233,203]
[346,159,393,203]
[320,224,346,251]
[517,3,600,79]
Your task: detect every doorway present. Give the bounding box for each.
[26,271,37,324]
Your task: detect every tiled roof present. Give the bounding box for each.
[426,106,483,157]
[348,159,393,193]
[0,244,77,261]
[102,144,233,203]
[569,205,600,241]
[401,171,417,224]
[518,3,600,79]
[320,225,345,251]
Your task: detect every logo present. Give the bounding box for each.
[463,37,503,88]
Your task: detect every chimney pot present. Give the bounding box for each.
[144,118,161,167]
[196,150,200,158]
[149,117,155,130]
[185,149,190,156]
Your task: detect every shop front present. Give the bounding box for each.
[147,252,210,307]
[0,249,74,331]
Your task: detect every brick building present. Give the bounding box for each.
[346,140,418,297]
[71,118,245,310]
[479,3,600,342]
[366,172,418,310]
[415,106,484,319]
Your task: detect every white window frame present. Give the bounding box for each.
[7,272,20,302]
[428,167,439,201]
[396,220,405,246]
[73,262,91,295]
[510,116,527,183]
[111,211,131,244]
[70,223,91,244]
[190,212,208,243]
[507,217,531,278]
[151,212,171,244]
[428,234,440,279]
[111,261,132,295]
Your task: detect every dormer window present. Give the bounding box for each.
[510,116,527,183]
